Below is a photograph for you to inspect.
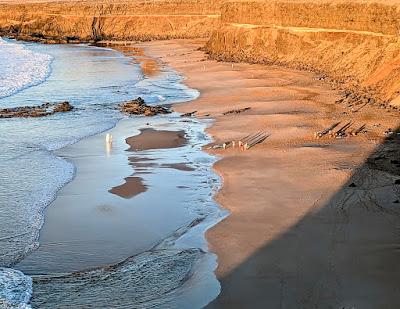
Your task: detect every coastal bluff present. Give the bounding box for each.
[1,0,400,107]
[0,0,223,41]
[205,0,400,108]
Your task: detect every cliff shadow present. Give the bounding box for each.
[207,126,400,309]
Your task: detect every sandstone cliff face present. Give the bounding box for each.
[0,1,222,41]
[1,0,399,106]
[205,1,400,106]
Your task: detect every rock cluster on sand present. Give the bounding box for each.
[0,102,73,118]
[120,97,170,116]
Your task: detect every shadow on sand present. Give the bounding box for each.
[208,127,400,309]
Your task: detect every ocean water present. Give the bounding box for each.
[0,39,226,308]
[0,38,53,100]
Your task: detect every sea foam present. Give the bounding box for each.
[0,268,32,309]
[0,38,53,100]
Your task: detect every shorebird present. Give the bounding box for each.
[106,133,113,144]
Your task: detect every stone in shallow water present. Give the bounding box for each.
[0,102,73,118]
[120,97,171,116]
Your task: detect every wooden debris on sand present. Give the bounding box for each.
[315,121,367,139]
[315,122,341,138]
[239,131,269,150]
[222,107,251,116]
[332,121,353,138]
[349,124,367,136]
[207,131,269,151]
[208,141,234,150]
[181,111,197,117]
[223,141,239,149]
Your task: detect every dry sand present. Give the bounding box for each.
[133,39,400,308]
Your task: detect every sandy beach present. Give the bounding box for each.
[2,1,400,307]
[134,39,400,308]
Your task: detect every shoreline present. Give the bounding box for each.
[1,37,399,308]
[1,39,226,308]
[138,39,400,308]
[18,115,226,307]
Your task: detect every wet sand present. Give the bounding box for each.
[109,128,191,198]
[138,39,400,308]
[113,45,161,78]
[160,163,195,172]
[15,118,219,276]
[126,128,187,151]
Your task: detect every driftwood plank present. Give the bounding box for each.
[315,122,341,138]
[223,107,251,116]
[244,132,270,150]
[181,111,197,117]
[351,124,367,136]
[333,121,353,137]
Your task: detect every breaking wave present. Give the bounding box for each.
[0,38,53,100]
[0,268,32,309]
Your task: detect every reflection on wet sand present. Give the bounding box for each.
[160,163,195,171]
[109,128,194,198]
[114,46,160,78]
[109,176,147,199]
[126,128,187,151]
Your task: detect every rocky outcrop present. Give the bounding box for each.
[0,0,223,43]
[0,102,73,118]
[120,97,170,116]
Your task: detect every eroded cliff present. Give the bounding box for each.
[0,0,222,42]
[1,0,400,106]
[205,0,400,107]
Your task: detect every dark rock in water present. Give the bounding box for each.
[395,179,400,185]
[349,183,357,188]
[394,200,400,204]
[0,102,74,118]
[120,97,171,116]
[53,101,73,112]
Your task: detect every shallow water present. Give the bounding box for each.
[23,116,225,308]
[16,116,222,274]
[0,39,197,267]
[0,39,226,308]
